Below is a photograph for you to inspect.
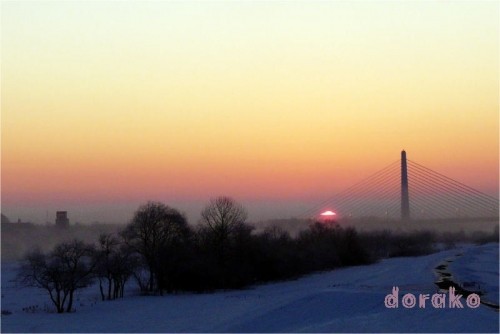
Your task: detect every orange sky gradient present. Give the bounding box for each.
[1,1,498,223]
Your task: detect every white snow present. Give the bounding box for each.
[1,243,498,333]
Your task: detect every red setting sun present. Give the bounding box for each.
[320,210,337,217]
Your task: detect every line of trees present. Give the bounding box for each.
[18,196,450,313]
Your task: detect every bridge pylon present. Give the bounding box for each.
[401,150,410,221]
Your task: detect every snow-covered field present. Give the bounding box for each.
[1,243,498,333]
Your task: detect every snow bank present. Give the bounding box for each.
[447,243,499,306]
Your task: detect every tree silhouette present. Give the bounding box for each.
[94,233,136,300]
[122,201,189,294]
[17,240,96,313]
[199,196,248,288]
[200,196,248,242]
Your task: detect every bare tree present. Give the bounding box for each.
[200,196,248,241]
[94,233,135,300]
[17,240,96,313]
[111,243,137,299]
[122,201,189,293]
[18,249,67,313]
[199,196,248,288]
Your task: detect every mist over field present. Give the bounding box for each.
[2,212,498,262]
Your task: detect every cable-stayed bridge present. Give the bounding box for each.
[301,151,499,222]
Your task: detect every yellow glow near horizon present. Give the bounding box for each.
[1,1,498,221]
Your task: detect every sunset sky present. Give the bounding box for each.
[1,1,498,224]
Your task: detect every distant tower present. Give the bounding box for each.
[401,150,410,221]
[55,211,69,228]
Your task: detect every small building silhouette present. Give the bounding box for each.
[55,211,69,228]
